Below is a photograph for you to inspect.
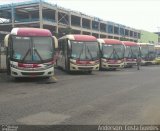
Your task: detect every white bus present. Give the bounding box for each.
[57,34,100,73]
[4,27,58,78]
[122,41,140,67]
[97,39,125,70]
[137,43,156,65]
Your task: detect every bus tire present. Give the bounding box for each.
[99,61,103,71]
[65,60,70,73]
[99,67,104,71]
[6,59,11,75]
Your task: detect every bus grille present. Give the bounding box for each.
[21,72,44,76]
[108,65,120,67]
[78,67,93,70]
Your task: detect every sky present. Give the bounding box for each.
[0,0,160,32]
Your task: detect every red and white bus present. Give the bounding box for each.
[4,28,58,78]
[97,38,125,70]
[137,43,156,65]
[122,41,140,67]
[57,34,100,73]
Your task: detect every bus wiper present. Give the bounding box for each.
[78,45,84,60]
[86,46,94,60]
[34,49,43,62]
[113,48,120,59]
[129,49,134,59]
[108,49,114,59]
[22,48,31,62]
[131,49,135,59]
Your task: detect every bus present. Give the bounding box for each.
[57,34,100,73]
[97,38,125,70]
[122,41,140,67]
[154,44,160,64]
[137,43,156,65]
[4,27,58,78]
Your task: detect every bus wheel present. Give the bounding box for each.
[6,60,11,75]
[14,77,20,81]
[65,61,70,73]
[99,67,104,71]
[7,69,11,75]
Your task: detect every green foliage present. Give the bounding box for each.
[64,27,73,35]
[120,37,129,41]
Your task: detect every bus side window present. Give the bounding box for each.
[62,39,68,56]
[64,40,68,56]
[58,40,63,53]
[58,39,65,56]
[61,40,65,56]
[58,39,68,57]
[7,35,11,57]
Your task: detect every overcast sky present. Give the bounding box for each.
[0,0,160,32]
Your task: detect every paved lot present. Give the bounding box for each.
[0,66,160,125]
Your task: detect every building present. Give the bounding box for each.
[138,30,158,44]
[154,32,160,44]
[0,0,140,42]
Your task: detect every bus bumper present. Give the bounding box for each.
[101,62,124,69]
[155,58,160,64]
[10,67,54,77]
[141,60,156,65]
[70,63,99,71]
[124,62,137,67]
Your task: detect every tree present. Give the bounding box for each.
[64,27,73,35]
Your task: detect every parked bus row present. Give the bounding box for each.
[3,27,159,78]
[56,34,156,73]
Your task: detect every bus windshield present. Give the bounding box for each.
[71,41,99,60]
[155,48,160,57]
[125,45,139,59]
[140,45,148,58]
[141,45,155,59]
[102,44,124,59]
[148,45,156,58]
[12,36,53,63]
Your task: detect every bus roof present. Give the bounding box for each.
[59,34,97,41]
[97,38,122,45]
[11,28,52,37]
[155,45,160,49]
[137,43,154,46]
[122,41,138,46]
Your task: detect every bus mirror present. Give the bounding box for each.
[52,36,58,49]
[4,34,10,47]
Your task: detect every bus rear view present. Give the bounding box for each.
[4,28,57,78]
[57,34,100,73]
[97,39,125,70]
